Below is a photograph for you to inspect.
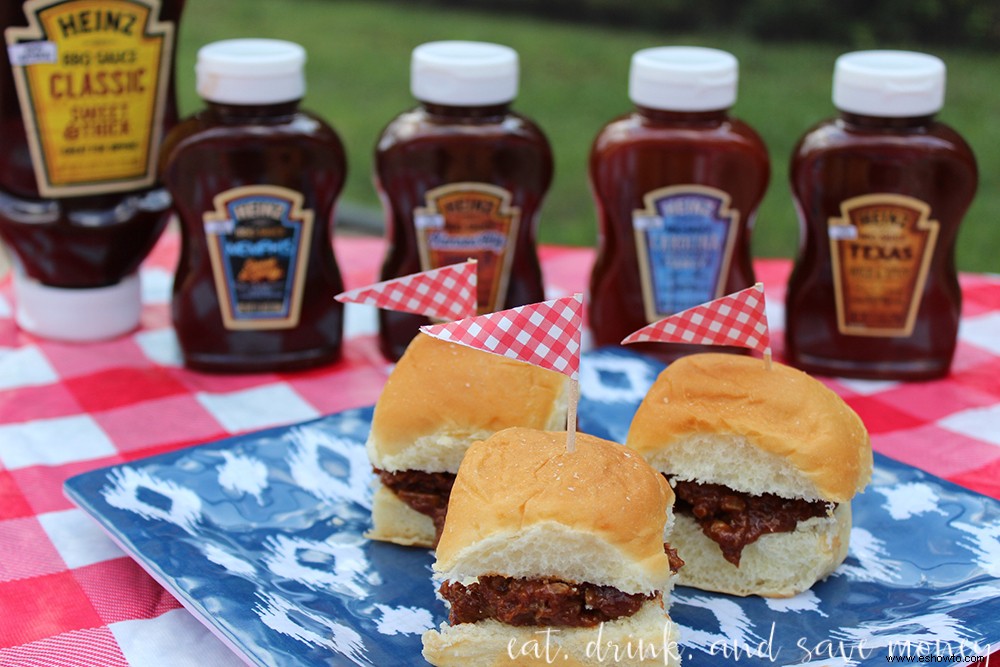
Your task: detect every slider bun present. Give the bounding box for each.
[423,598,680,667]
[627,353,872,502]
[671,504,852,597]
[435,428,675,595]
[365,485,436,548]
[367,333,568,474]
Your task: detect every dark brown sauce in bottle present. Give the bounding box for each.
[374,41,552,361]
[160,39,345,372]
[0,0,184,339]
[786,51,978,380]
[589,47,769,360]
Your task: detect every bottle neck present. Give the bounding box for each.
[838,110,935,130]
[420,101,512,120]
[205,99,300,123]
[635,105,730,125]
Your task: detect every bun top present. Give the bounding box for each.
[435,428,675,594]
[367,334,567,472]
[627,353,872,503]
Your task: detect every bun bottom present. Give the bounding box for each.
[422,599,680,667]
[672,502,852,598]
[365,484,435,548]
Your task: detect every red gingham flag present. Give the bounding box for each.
[420,294,583,380]
[622,283,771,355]
[334,260,477,321]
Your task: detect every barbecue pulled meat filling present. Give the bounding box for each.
[375,468,455,544]
[665,542,684,574]
[441,576,654,627]
[670,477,835,566]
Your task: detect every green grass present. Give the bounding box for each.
[175,0,999,273]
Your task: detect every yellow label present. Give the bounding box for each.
[414,182,520,314]
[829,194,939,337]
[6,0,174,197]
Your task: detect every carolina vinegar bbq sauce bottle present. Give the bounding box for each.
[374,40,553,361]
[588,46,770,358]
[785,50,978,380]
[0,0,185,341]
[160,39,346,372]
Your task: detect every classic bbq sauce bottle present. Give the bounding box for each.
[160,39,346,372]
[375,40,553,360]
[786,51,978,380]
[0,0,185,341]
[588,47,770,358]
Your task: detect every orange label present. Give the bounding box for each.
[829,194,939,337]
[414,183,520,314]
[5,0,174,197]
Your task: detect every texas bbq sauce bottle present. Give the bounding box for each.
[786,50,978,380]
[0,0,185,341]
[160,39,346,372]
[374,40,553,361]
[588,47,770,359]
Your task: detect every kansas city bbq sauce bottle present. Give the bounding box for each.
[160,39,346,372]
[375,40,553,361]
[0,0,185,341]
[786,51,978,380]
[589,47,769,359]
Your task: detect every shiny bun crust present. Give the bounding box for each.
[627,353,872,503]
[367,334,568,473]
[434,428,675,594]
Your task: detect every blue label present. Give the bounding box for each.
[204,187,313,330]
[633,187,738,319]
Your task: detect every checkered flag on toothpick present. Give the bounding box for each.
[335,259,477,321]
[420,294,583,380]
[622,283,771,357]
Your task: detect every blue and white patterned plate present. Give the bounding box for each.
[65,348,1000,666]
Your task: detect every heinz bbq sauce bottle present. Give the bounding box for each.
[588,47,770,359]
[786,51,978,380]
[161,39,346,372]
[374,40,553,361]
[0,0,185,341]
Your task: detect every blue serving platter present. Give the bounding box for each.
[65,348,1000,666]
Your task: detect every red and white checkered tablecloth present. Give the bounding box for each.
[1,231,998,666]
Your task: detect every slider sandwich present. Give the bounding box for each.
[423,427,682,667]
[366,333,568,548]
[627,353,872,598]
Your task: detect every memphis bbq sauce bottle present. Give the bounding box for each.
[786,51,978,380]
[0,0,184,341]
[588,47,769,358]
[160,39,346,372]
[375,40,553,360]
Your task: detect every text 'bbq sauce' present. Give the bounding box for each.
[0,0,185,341]
[374,41,553,360]
[786,50,977,380]
[160,39,345,372]
[589,47,769,360]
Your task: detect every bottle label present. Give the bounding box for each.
[632,185,739,321]
[414,182,520,314]
[5,0,174,197]
[203,186,313,331]
[829,194,939,337]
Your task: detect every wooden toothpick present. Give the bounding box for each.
[566,378,580,453]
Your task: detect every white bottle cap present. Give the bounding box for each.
[13,269,141,342]
[411,40,519,106]
[197,39,306,105]
[833,50,945,117]
[629,46,738,112]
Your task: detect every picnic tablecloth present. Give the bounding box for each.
[1,230,998,666]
